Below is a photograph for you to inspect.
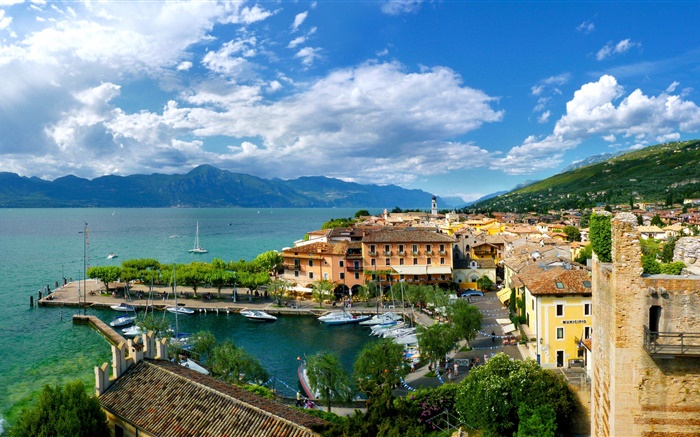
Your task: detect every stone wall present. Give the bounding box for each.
[591,213,700,436]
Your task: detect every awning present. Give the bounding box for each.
[502,323,517,333]
[427,266,452,275]
[391,265,427,275]
[496,318,511,325]
[289,285,312,294]
[497,288,511,304]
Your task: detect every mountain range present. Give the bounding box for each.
[470,139,700,213]
[0,165,446,209]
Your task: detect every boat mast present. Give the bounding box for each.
[173,264,179,338]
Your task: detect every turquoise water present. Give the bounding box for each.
[0,208,375,432]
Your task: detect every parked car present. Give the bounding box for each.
[459,289,484,298]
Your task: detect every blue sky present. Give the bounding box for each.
[1,1,699,202]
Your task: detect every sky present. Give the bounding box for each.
[1,1,700,202]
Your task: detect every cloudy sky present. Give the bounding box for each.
[1,1,700,202]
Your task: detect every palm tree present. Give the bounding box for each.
[476,275,494,292]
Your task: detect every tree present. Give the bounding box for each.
[353,339,406,397]
[210,340,269,385]
[190,330,217,368]
[562,225,581,242]
[354,209,370,218]
[449,299,482,343]
[660,261,685,275]
[417,323,457,368]
[254,250,283,277]
[574,244,593,264]
[476,274,494,292]
[207,258,235,298]
[267,278,290,306]
[9,380,109,437]
[177,262,208,297]
[517,404,557,437]
[455,354,577,437]
[661,235,678,263]
[137,313,172,339]
[87,265,121,293]
[651,214,664,227]
[589,213,612,262]
[311,279,334,307]
[306,351,353,412]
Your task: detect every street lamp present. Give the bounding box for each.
[78,222,88,315]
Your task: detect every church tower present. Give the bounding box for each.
[431,196,437,217]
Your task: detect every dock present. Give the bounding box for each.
[73,314,126,346]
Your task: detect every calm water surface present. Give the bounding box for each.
[0,208,377,432]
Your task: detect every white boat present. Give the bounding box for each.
[371,321,406,336]
[166,306,195,315]
[122,325,143,337]
[359,311,402,326]
[180,358,209,375]
[110,303,136,312]
[394,333,419,346]
[382,327,417,339]
[188,221,207,253]
[110,315,136,327]
[318,311,371,325]
[240,309,277,322]
[297,359,320,400]
[107,253,118,259]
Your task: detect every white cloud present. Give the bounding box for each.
[597,38,640,61]
[666,81,680,93]
[177,61,193,71]
[494,75,700,174]
[202,37,258,79]
[292,11,307,32]
[288,36,306,49]
[538,110,551,124]
[0,9,12,30]
[218,4,275,25]
[576,20,595,34]
[381,0,423,15]
[294,46,321,67]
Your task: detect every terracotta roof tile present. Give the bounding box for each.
[99,360,327,437]
[361,228,454,243]
[516,265,591,296]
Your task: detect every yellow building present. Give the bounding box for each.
[510,263,592,368]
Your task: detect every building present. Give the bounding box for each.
[94,332,327,437]
[590,213,700,436]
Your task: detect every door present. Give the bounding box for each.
[556,350,565,367]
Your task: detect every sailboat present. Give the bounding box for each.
[188,221,207,253]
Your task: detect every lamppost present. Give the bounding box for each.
[78,222,88,315]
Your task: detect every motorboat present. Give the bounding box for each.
[382,327,417,339]
[318,311,371,325]
[110,303,136,312]
[371,321,406,336]
[359,311,403,326]
[166,306,195,315]
[109,315,136,327]
[122,325,143,337]
[107,253,118,259]
[394,333,419,346]
[240,309,277,322]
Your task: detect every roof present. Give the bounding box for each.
[99,360,327,437]
[515,264,592,296]
[361,228,455,244]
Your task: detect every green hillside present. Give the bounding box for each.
[471,140,700,213]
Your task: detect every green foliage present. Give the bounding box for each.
[650,214,664,227]
[450,299,482,342]
[137,313,172,339]
[660,261,686,275]
[476,274,493,291]
[243,384,275,399]
[639,238,660,256]
[574,244,593,264]
[312,279,334,307]
[517,403,557,437]
[642,254,661,274]
[87,265,122,291]
[354,209,370,218]
[589,213,612,262]
[9,380,109,437]
[306,351,353,413]
[268,279,290,306]
[190,330,217,367]
[661,235,678,263]
[563,225,581,242]
[210,340,269,385]
[321,217,356,229]
[417,323,458,365]
[253,250,283,275]
[353,339,406,397]
[393,385,459,434]
[455,354,577,437]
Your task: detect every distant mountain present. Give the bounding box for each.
[0,165,438,208]
[470,140,700,213]
[558,152,623,173]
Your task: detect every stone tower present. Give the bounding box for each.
[590,212,700,436]
[431,195,437,217]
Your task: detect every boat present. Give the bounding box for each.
[318,310,371,325]
[107,253,118,259]
[394,333,419,346]
[180,358,209,375]
[110,303,136,312]
[382,327,417,339]
[166,306,195,315]
[188,221,207,253]
[370,321,406,336]
[109,315,136,327]
[240,309,277,322]
[297,359,319,400]
[122,325,143,337]
[359,311,402,326]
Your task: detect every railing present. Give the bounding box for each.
[346,266,364,272]
[643,325,700,357]
[425,250,433,256]
[283,264,301,271]
[383,251,392,256]
[368,251,378,257]
[397,251,406,256]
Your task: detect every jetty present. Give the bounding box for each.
[72,314,126,346]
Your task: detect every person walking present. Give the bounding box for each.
[491,331,496,343]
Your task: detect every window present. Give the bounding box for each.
[414,275,419,281]
[370,244,376,254]
[323,273,329,280]
[340,272,345,280]
[309,272,314,279]
[426,244,432,253]
[294,270,299,277]
[427,258,432,265]
[556,304,564,317]
[339,260,344,267]
[399,258,404,265]
[584,326,591,339]
[412,244,418,254]
[385,258,390,266]
[398,244,404,253]
[439,244,445,254]
[531,299,535,310]
[400,274,405,280]
[413,258,418,265]
[556,327,564,339]
[584,303,591,316]
[308,259,313,267]
[440,257,445,265]
[354,261,360,269]
[384,244,390,254]
[371,258,376,266]
[555,281,564,289]
[354,272,360,280]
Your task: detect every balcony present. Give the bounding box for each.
[283,263,301,271]
[383,250,392,256]
[346,265,364,272]
[425,250,433,256]
[368,251,378,257]
[643,326,700,357]
[412,251,420,256]
[439,250,447,255]
[398,251,406,256]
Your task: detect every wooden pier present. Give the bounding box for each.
[73,314,126,346]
